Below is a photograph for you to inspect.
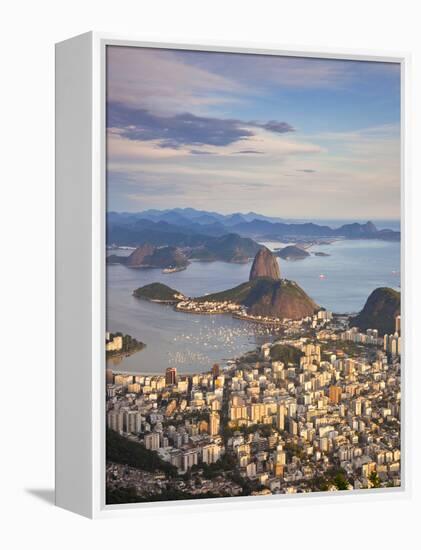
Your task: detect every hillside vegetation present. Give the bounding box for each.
[133,282,185,302]
[106,429,177,477]
[350,287,400,335]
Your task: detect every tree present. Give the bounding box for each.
[369,471,381,488]
[333,472,349,491]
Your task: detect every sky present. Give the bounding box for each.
[106,46,401,220]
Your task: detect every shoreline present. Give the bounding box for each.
[106,344,146,361]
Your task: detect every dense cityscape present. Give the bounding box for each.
[106,308,401,503]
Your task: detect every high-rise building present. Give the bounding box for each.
[106,369,114,385]
[165,367,177,386]
[106,335,123,352]
[127,382,141,393]
[274,444,286,466]
[209,412,220,436]
[144,432,160,451]
[202,443,221,464]
[198,420,209,434]
[276,404,285,430]
[329,385,342,405]
[182,449,199,472]
[249,403,266,423]
[384,332,401,356]
[391,337,398,356]
[288,418,298,436]
[124,410,142,434]
[230,405,248,421]
[211,363,220,377]
[107,410,123,433]
[114,374,133,386]
[395,315,401,334]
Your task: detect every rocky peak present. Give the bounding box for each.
[249,247,281,281]
[126,244,156,267]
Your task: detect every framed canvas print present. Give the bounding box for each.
[55,33,409,518]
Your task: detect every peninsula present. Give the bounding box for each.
[106,332,146,359]
[133,247,319,322]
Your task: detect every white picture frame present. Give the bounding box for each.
[55,31,411,518]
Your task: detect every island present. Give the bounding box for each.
[108,244,189,270]
[314,251,330,257]
[133,282,186,304]
[107,234,262,271]
[277,245,310,261]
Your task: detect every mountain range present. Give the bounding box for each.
[107,209,400,248]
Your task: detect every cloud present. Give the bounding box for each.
[108,103,252,147]
[107,124,323,164]
[184,52,400,92]
[258,121,297,133]
[189,150,216,155]
[107,47,244,115]
[234,150,264,155]
[108,102,294,149]
[107,46,400,123]
[107,120,400,219]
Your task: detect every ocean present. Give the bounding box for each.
[106,239,400,374]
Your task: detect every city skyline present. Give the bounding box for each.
[107,46,400,219]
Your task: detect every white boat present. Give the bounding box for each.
[162,265,187,274]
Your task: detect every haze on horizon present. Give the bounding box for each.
[106,46,401,220]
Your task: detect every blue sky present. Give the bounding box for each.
[106,46,400,220]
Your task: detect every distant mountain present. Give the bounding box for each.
[107,219,225,247]
[249,247,281,280]
[108,209,400,245]
[350,287,400,335]
[108,245,189,269]
[126,244,156,267]
[231,219,399,241]
[190,233,261,263]
[108,221,261,264]
[230,219,334,237]
[145,247,188,269]
[223,213,249,226]
[107,208,286,228]
[277,245,310,260]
